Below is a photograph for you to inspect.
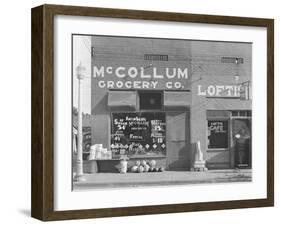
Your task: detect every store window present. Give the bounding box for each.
[207,120,229,149]
[139,91,163,110]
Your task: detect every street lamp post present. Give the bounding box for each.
[74,62,86,182]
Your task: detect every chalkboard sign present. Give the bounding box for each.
[111,112,166,158]
[207,120,228,149]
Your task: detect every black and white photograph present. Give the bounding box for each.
[29,2,274,222]
[72,34,252,190]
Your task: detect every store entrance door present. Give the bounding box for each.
[233,118,251,168]
[166,112,190,170]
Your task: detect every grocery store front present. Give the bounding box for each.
[107,90,191,171]
[81,36,252,174]
[89,64,192,172]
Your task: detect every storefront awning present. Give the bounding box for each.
[164,91,191,107]
[108,91,137,108]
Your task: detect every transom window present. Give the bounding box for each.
[231,110,251,117]
[139,91,163,110]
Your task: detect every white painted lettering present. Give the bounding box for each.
[166,68,176,79]
[140,67,151,78]
[107,81,114,89]
[177,68,188,79]
[225,86,234,96]
[207,85,216,96]
[93,66,104,78]
[125,81,132,89]
[115,67,126,78]
[142,81,150,89]
[116,81,123,88]
[98,80,106,88]
[197,85,206,96]
[106,67,112,74]
[216,85,224,96]
[134,81,141,89]
[166,81,172,89]
[151,81,158,89]
[153,67,163,79]
[174,82,182,89]
[128,67,138,78]
[234,85,240,97]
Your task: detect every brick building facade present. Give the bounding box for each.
[88,36,252,172]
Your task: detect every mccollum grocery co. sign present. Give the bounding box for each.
[92,65,190,90]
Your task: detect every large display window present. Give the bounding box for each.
[111,112,166,158]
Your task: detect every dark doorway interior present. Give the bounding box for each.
[233,118,251,168]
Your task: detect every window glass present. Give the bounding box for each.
[139,92,162,110]
[246,111,252,116]
[239,111,247,117]
[232,111,238,116]
[111,112,166,158]
[207,120,228,149]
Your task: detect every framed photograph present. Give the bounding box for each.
[31,4,274,221]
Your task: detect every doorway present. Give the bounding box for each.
[166,112,190,170]
[232,118,251,168]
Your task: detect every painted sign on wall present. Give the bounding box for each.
[197,85,241,98]
[92,65,190,90]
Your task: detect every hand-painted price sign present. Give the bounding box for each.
[111,112,166,158]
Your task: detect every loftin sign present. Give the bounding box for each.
[197,85,241,97]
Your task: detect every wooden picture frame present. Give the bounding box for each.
[31,4,274,221]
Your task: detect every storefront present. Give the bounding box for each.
[88,36,252,172]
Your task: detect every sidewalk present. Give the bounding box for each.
[73,169,252,190]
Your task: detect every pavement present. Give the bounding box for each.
[73,169,252,190]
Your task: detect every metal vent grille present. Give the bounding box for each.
[221,57,244,64]
[144,54,168,61]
